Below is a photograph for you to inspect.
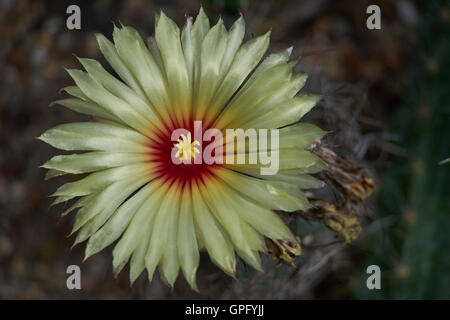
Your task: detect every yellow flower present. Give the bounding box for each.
[39,8,326,290]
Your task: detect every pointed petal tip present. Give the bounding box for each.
[82,253,90,263]
[147,272,155,284]
[236,14,245,25]
[119,20,125,28]
[287,46,294,55]
[39,162,48,169]
[129,272,140,286]
[65,68,80,77]
[84,242,100,262]
[48,190,59,198]
[191,284,199,292]
[71,237,80,249]
[160,273,175,289]
[113,261,126,279]
[185,273,199,292]
[223,258,237,279]
[157,10,167,23]
[49,99,62,107]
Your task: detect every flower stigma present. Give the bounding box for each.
[173,132,200,164]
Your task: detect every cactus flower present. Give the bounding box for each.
[39,8,326,290]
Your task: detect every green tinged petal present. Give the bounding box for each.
[160,199,181,287]
[181,17,194,87]
[77,57,159,126]
[241,46,293,93]
[44,169,67,180]
[227,186,296,242]
[147,36,164,70]
[245,94,322,129]
[194,18,228,119]
[219,15,245,78]
[112,25,170,118]
[229,73,308,128]
[65,69,151,135]
[191,7,211,83]
[230,167,325,189]
[156,12,191,110]
[177,190,199,290]
[266,173,324,189]
[217,168,311,211]
[233,148,324,171]
[145,187,180,282]
[52,98,119,123]
[207,30,270,122]
[71,173,149,237]
[113,183,165,276]
[201,184,262,271]
[42,152,149,174]
[59,194,94,216]
[215,61,296,129]
[51,195,72,207]
[192,182,236,277]
[278,123,327,148]
[38,122,149,153]
[86,182,156,260]
[61,85,88,100]
[222,123,326,153]
[273,164,328,175]
[96,33,147,100]
[52,163,150,198]
[129,233,151,283]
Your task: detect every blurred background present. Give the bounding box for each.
[0,0,448,299]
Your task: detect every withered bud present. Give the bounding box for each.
[266,238,302,267]
[299,199,362,243]
[310,144,375,202]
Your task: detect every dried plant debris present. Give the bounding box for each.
[299,143,374,244]
[310,143,375,203]
[299,199,362,244]
[266,237,302,267]
[264,142,374,267]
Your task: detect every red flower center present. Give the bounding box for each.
[147,117,221,187]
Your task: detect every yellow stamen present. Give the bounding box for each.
[173,132,200,163]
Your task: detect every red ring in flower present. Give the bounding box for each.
[147,114,221,188]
